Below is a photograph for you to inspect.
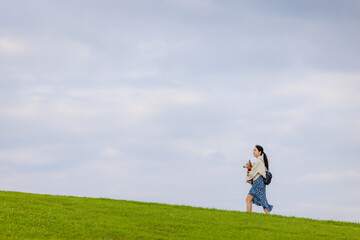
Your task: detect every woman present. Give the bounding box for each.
[245,145,273,214]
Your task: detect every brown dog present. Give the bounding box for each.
[243,160,252,174]
[243,160,254,185]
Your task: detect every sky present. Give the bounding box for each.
[0,0,360,223]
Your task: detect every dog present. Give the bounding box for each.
[243,160,254,185]
[243,160,252,174]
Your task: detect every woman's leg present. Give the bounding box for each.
[264,208,270,214]
[246,194,253,212]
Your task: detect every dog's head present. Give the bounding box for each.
[243,160,252,170]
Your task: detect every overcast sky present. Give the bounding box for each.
[1,0,360,223]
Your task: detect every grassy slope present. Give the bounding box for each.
[0,191,359,240]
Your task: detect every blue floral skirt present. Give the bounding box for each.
[249,176,273,212]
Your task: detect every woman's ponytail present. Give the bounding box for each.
[255,145,269,170]
[263,152,269,170]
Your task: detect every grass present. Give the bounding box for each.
[0,190,359,239]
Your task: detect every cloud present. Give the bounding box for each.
[29,37,92,61]
[166,0,218,12]
[0,148,52,165]
[0,35,91,61]
[295,170,360,183]
[121,69,160,79]
[0,37,27,56]
[273,73,360,108]
[0,85,207,138]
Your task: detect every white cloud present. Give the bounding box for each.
[137,40,170,59]
[65,87,205,104]
[0,148,53,165]
[0,86,207,137]
[167,0,218,12]
[101,147,121,157]
[0,36,92,60]
[295,170,360,183]
[0,102,43,120]
[15,37,92,61]
[136,37,200,59]
[0,37,27,56]
[121,69,160,79]
[65,86,206,118]
[273,73,360,108]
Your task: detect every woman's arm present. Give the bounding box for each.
[246,178,254,185]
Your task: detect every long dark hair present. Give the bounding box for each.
[255,145,269,170]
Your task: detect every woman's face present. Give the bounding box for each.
[253,147,261,158]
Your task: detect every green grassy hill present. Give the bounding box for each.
[0,191,359,239]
